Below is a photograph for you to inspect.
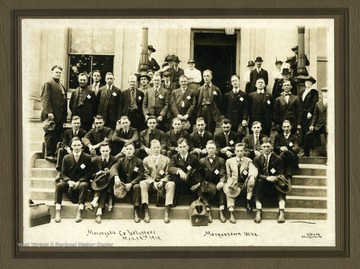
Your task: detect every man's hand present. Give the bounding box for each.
[216,182,224,190]
[66,147,72,154]
[254,150,261,157]
[144,147,151,155]
[68,180,76,188]
[125,183,132,191]
[96,170,104,176]
[157,115,163,122]
[156,181,164,189]
[307,112,312,119]
[200,148,207,155]
[47,113,54,120]
[280,146,288,152]
[309,125,314,131]
[266,176,277,182]
[178,169,187,181]
[190,182,201,192]
[183,114,189,120]
[114,176,121,186]
[242,120,248,127]
[221,147,231,154]
[225,150,233,158]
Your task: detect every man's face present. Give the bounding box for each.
[256,61,262,68]
[172,120,182,132]
[196,120,206,132]
[222,123,231,133]
[124,145,135,157]
[282,82,292,93]
[276,63,282,69]
[168,61,175,68]
[206,143,216,157]
[174,62,179,67]
[321,90,328,98]
[52,68,62,80]
[105,74,114,86]
[256,79,265,89]
[163,76,171,82]
[305,81,313,88]
[203,72,212,83]
[282,122,291,134]
[100,145,111,159]
[94,119,104,130]
[231,76,240,88]
[140,77,149,86]
[147,49,152,55]
[248,66,254,71]
[179,77,188,88]
[72,119,81,130]
[71,140,83,153]
[177,141,189,155]
[261,142,273,155]
[147,119,157,130]
[294,49,298,55]
[128,77,136,89]
[120,119,130,130]
[283,74,291,80]
[150,142,161,156]
[251,123,262,134]
[235,146,245,159]
[147,71,154,78]
[78,75,88,88]
[92,72,101,83]
[152,75,161,87]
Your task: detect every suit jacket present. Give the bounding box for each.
[189,131,213,151]
[196,84,223,121]
[69,86,97,124]
[253,153,284,181]
[272,78,297,99]
[224,90,249,128]
[225,156,258,183]
[311,100,327,131]
[170,87,196,123]
[143,154,170,182]
[148,58,160,72]
[199,156,226,184]
[298,88,319,128]
[168,153,202,183]
[161,81,177,94]
[109,156,144,185]
[142,87,170,118]
[289,54,310,76]
[248,91,274,131]
[164,129,190,151]
[83,127,113,147]
[120,88,145,125]
[60,152,92,182]
[60,128,87,149]
[112,127,139,154]
[40,78,67,123]
[139,128,165,149]
[274,133,300,156]
[242,133,268,153]
[249,69,269,92]
[169,66,185,84]
[214,131,239,152]
[97,85,122,125]
[91,155,117,178]
[274,94,302,128]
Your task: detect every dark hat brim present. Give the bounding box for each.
[197,182,217,200]
[274,176,292,194]
[304,76,317,84]
[91,173,110,191]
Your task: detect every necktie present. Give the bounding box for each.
[102,159,108,168]
[264,155,269,176]
[74,154,79,162]
[225,132,229,146]
[255,135,259,146]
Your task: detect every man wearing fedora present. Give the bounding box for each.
[54,137,92,223]
[253,137,290,223]
[184,59,202,91]
[249,57,269,93]
[169,56,184,88]
[244,60,255,94]
[147,45,160,72]
[242,121,268,160]
[223,143,258,224]
[87,143,117,223]
[199,140,226,223]
[289,45,310,77]
[110,142,145,223]
[189,117,213,159]
[272,68,298,99]
[137,71,151,93]
[302,87,328,157]
[140,139,175,223]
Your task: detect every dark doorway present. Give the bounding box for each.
[193,32,237,93]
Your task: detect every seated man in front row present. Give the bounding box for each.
[224,143,258,224]
[140,139,175,223]
[54,137,92,223]
[109,142,144,223]
[242,121,268,160]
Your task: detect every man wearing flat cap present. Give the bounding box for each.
[184,59,202,91]
[249,56,269,93]
[147,45,160,72]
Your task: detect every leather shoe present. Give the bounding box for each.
[95,215,102,224]
[229,211,236,224]
[208,210,213,223]
[75,210,83,223]
[54,209,61,223]
[277,209,285,223]
[144,210,150,223]
[164,209,170,224]
[219,210,226,223]
[45,156,57,163]
[86,204,95,212]
[245,202,253,213]
[300,153,310,157]
[134,209,140,223]
[254,209,262,223]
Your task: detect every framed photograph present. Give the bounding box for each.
[0,0,358,268]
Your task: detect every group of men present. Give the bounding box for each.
[40,48,328,225]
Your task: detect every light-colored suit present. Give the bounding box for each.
[140,154,175,206]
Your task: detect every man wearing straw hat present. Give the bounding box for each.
[223,143,258,224]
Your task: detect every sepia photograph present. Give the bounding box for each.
[21,18,335,248]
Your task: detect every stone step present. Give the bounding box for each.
[31,168,58,178]
[30,178,56,188]
[298,156,327,165]
[286,196,327,209]
[291,175,326,186]
[296,164,326,176]
[30,200,327,220]
[34,159,56,168]
[288,186,327,197]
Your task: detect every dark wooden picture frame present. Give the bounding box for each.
[0,0,358,268]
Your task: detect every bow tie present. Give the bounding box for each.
[284,93,291,96]
[257,90,265,94]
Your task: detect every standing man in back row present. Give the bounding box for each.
[249,57,269,93]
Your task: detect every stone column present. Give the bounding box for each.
[138,27,149,72]
[296,26,307,76]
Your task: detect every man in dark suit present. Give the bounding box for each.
[289,45,310,77]
[168,138,202,206]
[224,75,249,138]
[170,75,197,126]
[199,140,226,223]
[242,121,268,160]
[272,68,297,99]
[96,72,122,130]
[120,75,145,131]
[302,87,328,156]
[138,116,166,159]
[91,70,103,98]
[140,139,175,223]
[55,116,87,173]
[169,56,184,88]
[248,78,274,137]
[54,137,92,223]
[69,73,97,131]
[41,65,68,161]
[253,138,286,224]
[147,45,160,72]
[214,118,239,160]
[163,118,190,158]
[137,71,151,93]
[189,117,213,159]
[161,71,177,93]
[142,73,170,132]
[274,120,300,177]
[196,70,223,133]
[83,115,113,156]
[87,143,117,223]
[274,80,302,133]
[249,57,269,93]
[112,116,139,157]
[109,142,145,223]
